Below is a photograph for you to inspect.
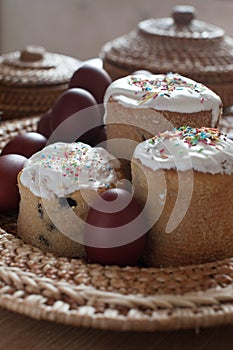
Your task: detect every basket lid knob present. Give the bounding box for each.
[20,46,45,62]
[172,5,196,25]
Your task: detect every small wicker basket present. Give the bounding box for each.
[100,5,233,108]
[0,46,81,120]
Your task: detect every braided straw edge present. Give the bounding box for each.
[1,249,233,332]
[1,236,233,332]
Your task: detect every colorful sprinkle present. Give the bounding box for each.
[147,126,225,156]
[128,73,206,105]
[34,142,119,188]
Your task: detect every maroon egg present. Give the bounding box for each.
[93,125,106,146]
[0,154,27,212]
[131,70,152,76]
[50,88,101,130]
[1,132,47,158]
[37,109,52,138]
[84,188,146,266]
[49,88,103,147]
[68,64,112,104]
[76,125,106,148]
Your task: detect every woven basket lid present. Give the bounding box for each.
[100,5,233,106]
[0,46,81,120]
[0,45,81,86]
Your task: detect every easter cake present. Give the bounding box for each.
[131,126,233,267]
[17,141,124,257]
[104,72,222,175]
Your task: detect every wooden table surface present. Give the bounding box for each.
[0,306,233,350]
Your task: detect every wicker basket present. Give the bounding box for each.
[100,5,233,108]
[0,116,233,332]
[0,46,81,120]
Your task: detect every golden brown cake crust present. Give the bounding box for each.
[105,97,217,142]
[131,158,233,267]
[17,177,89,257]
[17,163,125,258]
[104,98,219,179]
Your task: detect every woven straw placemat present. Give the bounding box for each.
[0,116,233,332]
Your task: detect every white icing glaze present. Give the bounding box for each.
[133,127,233,174]
[20,142,121,198]
[104,73,222,127]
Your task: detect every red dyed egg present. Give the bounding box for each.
[0,154,27,212]
[37,109,52,138]
[50,88,101,130]
[68,64,112,104]
[72,125,106,148]
[84,188,146,266]
[49,88,103,147]
[1,132,47,158]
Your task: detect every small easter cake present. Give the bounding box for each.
[17,142,124,257]
[131,126,233,267]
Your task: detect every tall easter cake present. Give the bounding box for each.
[104,73,222,175]
[131,126,233,267]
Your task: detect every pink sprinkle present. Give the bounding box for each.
[200,97,204,103]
